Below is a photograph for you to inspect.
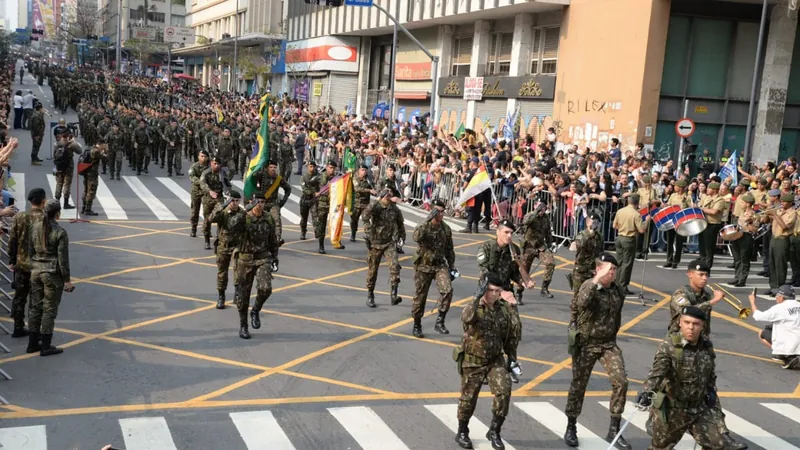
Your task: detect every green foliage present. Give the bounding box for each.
[197,36,210,45]
[238,46,275,82]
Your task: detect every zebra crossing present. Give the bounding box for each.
[1,401,798,450]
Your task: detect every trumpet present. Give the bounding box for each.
[723,296,752,319]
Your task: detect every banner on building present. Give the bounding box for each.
[463,77,484,101]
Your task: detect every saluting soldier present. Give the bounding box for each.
[53,133,82,209]
[767,193,796,294]
[638,306,726,450]
[200,157,231,250]
[251,160,291,246]
[697,182,726,269]
[410,199,455,338]
[454,273,518,450]
[163,118,184,177]
[231,192,279,340]
[81,137,107,216]
[105,122,126,181]
[661,180,692,269]
[364,188,405,307]
[613,193,650,295]
[564,253,630,449]
[210,191,245,310]
[730,194,758,286]
[519,202,556,301]
[568,212,603,306]
[188,150,210,237]
[299,160,321,241]
[7,188,47,338]
[350,165,375,242]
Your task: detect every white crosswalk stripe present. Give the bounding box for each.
[761,403,800,425]
[95,177,127,220]
[118,417,178,450]
[9,172,26,211]
[329,406,410,450]
[230,410,296,450]
[722,408,800,450]
[156,177,202,219]
[600,401,695,449]
[426,404,516,450]
[122,176,178,221]
[45,174,76,220]
[514,401,608,449]
[0,425,47,450]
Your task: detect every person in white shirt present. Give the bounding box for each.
[749,284,800,369]
[13,90,24,129]
[22,90,35,130]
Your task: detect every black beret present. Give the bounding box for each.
[210,156,222,164]
[328,160,338,168]
[483,272,505,289]
[268,160,278,166]
[360,164,369,170]
[199,150,210,157]
[681,305,708,321]
[27,187,47,202]
[497,219,516,232]
[431,199,446,209]
[307,160,317,166]
[599,252,618,266]
[228,191,242,199]
[687,259,710,274]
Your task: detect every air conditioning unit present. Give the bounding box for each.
[222,33,231,39]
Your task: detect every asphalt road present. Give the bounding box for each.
[0,67,798,450]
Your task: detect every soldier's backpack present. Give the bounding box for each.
[53,144,71,172]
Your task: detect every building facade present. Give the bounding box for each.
[287,0,800,165]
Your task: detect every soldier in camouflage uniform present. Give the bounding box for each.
[350,165,375,242]
[363,188,405,307]
[520,202,556,300]
[278,134,295,181]
[105,122,126,181]
[569,212,604,320]
[231,192,279,340]
[133,119,150,175]
[564,253,630,449]
[7,188,47,337]
[54,133,82,209]
[188,151,210,237]
[251,160,291,246]
[299,160,320,240]
[81,138,107,216]
[411,200,455,338]
[454,273,519,450]
[316,161,346,254]
[163,118,184,177]
[238,124,254,177]
[96,115,112,174]
[379,164,402,198]
[216,127,237,176]
[29,103,46,165]
[638,306,726,450]
[26,200,75,357]
[200,157,231,250]
[210,190,245,310]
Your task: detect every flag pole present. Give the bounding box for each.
[70,163,89,223]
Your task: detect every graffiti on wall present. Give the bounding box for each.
[566,100,623,114]
[437,109,561,146]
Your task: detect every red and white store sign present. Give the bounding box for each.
[285,36,360,73]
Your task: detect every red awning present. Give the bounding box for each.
[394,91,429,100]
[173,73,196,81]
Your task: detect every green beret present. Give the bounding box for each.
[642,175,652,184]
[739,179,750,187]
[741,194,755,204]
[758,177,768,185]
[676,180,688,188]
[708,182,721,190]
[781,193,795,203]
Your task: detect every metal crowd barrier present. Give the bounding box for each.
[0,215,15,383]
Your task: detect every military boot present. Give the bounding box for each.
[350,229,357,242]
[454,419,473,449]
[605,416,631,449]
[216,290,225,309]
[239,315,250,340]
[190,225,197,238]
[515,287,524,306]
[564,417,578,447]
[26,332,42,354]
[84,200,98,216]
[434,311,449,334]
[204,236,212,250]
[723,433,748,450]
[250,309,261,329]
[63,195,74,209]
[300,230,307,240]
[486,415,505,450]
[412,317,423,338]
[366,291,376,308]
[390,283,402,305]
[318,237,326,254]
[11,319,28,338]
[473,223,479,233]
[39,334,63,356]
[540,280,554,298]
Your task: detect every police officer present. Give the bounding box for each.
[638,306,725,450]
[698,182,726,269]
[662,180,691,269]
[81,137,107,216]
[251,160,291,246]
[454,273,519,450]
[730,194,758,286]
[699,148,715,180]
[350,165,376,242]
[568,212,603,305]
[210,190,245,309]
[410,199,455,338]
[232,192,279,340]
[200,157,231,250]
[364,188,406,307]
[188,150,210,237]
[27,200,75,356]
[564,253,630,449]
[299,160,320,240]
[7,188,47,337]
[613,194,650,295]
[520,202,556,300]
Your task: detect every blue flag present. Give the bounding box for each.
[718,150,738,185]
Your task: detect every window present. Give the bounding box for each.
[486,32,513,76]
[530,26,559,75]
[451,37,472,76]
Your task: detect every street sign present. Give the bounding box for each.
[212,76,221,85]
[463,77,484,101]
[131,27,157,41]
[213,69,221,77]
[164,26,195,44]
[344,0,373,6]
[675,118,695,138]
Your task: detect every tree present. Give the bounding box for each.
[238,46,278,91]
[284,44,310,83]
[72,0,100,38]
[124,38,158,72]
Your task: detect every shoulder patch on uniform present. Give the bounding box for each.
[477,250,487,263]
[676,297,689,306]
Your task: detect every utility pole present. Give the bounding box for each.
[167,0,172,83]
[115,0,122,72]
[231,0,239,92]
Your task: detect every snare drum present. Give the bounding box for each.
[653,205,681,231]
[638,206,658,222]
[719,224,743,241]
[674,207,707,237]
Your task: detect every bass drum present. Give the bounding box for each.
[674,207,707,237]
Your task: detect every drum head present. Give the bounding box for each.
[676,218,707,237]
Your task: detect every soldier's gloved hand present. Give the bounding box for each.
[272,260,279,273]
[425,207,440,222]
[549,242,558,253]
[475,276,489,299]
[449,268,460,281]
[635,391,653,408]
[705,388,717,408]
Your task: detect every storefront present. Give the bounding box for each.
[285,35,361,111]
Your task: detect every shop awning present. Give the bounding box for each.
[395,91,429,100]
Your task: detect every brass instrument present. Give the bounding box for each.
[723,296,752,319]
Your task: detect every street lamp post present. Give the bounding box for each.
[231,0,239,93]
[115,0,122,73]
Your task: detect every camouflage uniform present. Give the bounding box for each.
[210,202,245,306]
[133,125,150,174]
[364,199,405,299]
[350,174,373,240]
[232,209,279,337]
[565,279,628,420]
[644,333,725,450]
[300,169,321,239]
[163,125,183,176]
[81,145,105,214]
[28,217,71,346]
[238,131,255,175]
[520,210,556,298]
[411,220,455,334]
[216,134,237,174]
[252,168,291,243]
[96,119,111,173]
[570,228,604,320]
[54,141,82,205]
[30,109,46,162]
[279,138,295,181]
[200,168,230,244]
[7,208,45,333]
[379,175,402,198]
[105,129,126,180]
[315,171,333,239]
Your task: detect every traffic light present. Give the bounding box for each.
[303,0,344,5]
[87,34,99,40]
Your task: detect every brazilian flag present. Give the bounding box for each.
[244,94,271,199]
